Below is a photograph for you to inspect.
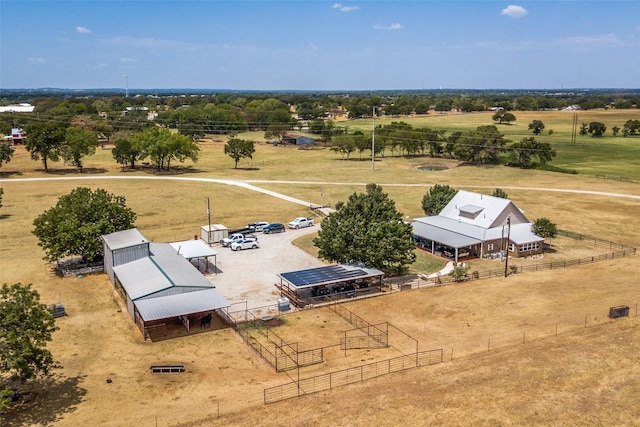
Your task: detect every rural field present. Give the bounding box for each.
[1,110,640,426]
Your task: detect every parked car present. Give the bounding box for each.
[262,223,285,234]
[247,221,269,232]
[288,217,314,229]
[221,232,256,247]
[311,286,330,297]
[230,237,260,251]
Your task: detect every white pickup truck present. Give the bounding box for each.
[221,233,256,247]
[288,217,314,229]
[230,237,260,251]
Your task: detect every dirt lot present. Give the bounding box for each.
[208,224,324,314]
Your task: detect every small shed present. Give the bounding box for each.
[201,224,228,245]
[282,134,315,146]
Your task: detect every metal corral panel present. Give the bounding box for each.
[135,288,229,321]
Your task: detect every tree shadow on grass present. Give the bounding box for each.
[35,168,109,175]
[1,375,87,427]
[118,165,205,175]
[0,170,24,178]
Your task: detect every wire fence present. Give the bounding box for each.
[264,348,445,404]
[264,303,639,404]
[398,247,636,291]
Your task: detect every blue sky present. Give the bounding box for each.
[1,1,639,90]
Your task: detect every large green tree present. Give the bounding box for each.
[224,136,255,168]
[61,126,98,172]
[0,283,59,410]
[531,217,558,249]
[313,183,416,274]
[32,187,136,262]
[421,184,458,216]
[507,137,556,168]
[492,111,516,124]
[112,137,142,169]
[588,122,607,137]
[24,122,67,171]
[133,127,199,171]
[528,120,545,135]
[0,142,14,167]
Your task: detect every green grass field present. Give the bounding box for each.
[347,110,640,179]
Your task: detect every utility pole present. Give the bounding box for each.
[504,216,511,277]
[371,106,376,171]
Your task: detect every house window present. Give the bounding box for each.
[508,243,515,252]
[487,243,494,251]
[518,242,540,252]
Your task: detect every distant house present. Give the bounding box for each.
[0,103,35,113]
[282,134,315,146]
[412,190,544,262]
[10,128,26,144]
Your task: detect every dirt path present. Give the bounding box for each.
[2,175,640,201]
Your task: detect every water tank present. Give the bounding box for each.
[277,297,290,311]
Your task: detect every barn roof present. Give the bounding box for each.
[103,228,149,251]
[112,249,219,301]
[134,288,228,321]
[439,190,529,228]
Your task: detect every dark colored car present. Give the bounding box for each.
[262,223,285,234]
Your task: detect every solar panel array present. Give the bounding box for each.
[281,265,367,288]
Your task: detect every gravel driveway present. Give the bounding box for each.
[206,225,324,313]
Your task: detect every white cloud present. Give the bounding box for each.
[558,33,620,46]
[27,57,46,64]
[501,5,528,18]
[332,3,359,12]
[103,36,192,50]
[76,26,92,34]
[374,23,402,31]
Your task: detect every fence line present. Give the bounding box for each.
[400,247,636,291]
[264,302,639,404]
[264,349,444,404]
[557,229,635,251]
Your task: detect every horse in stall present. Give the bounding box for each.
[200,313,212,329]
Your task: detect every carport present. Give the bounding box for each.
[276,264,385,307]
[170,239,218,274]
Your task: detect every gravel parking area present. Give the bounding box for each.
[206,225,324,313]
